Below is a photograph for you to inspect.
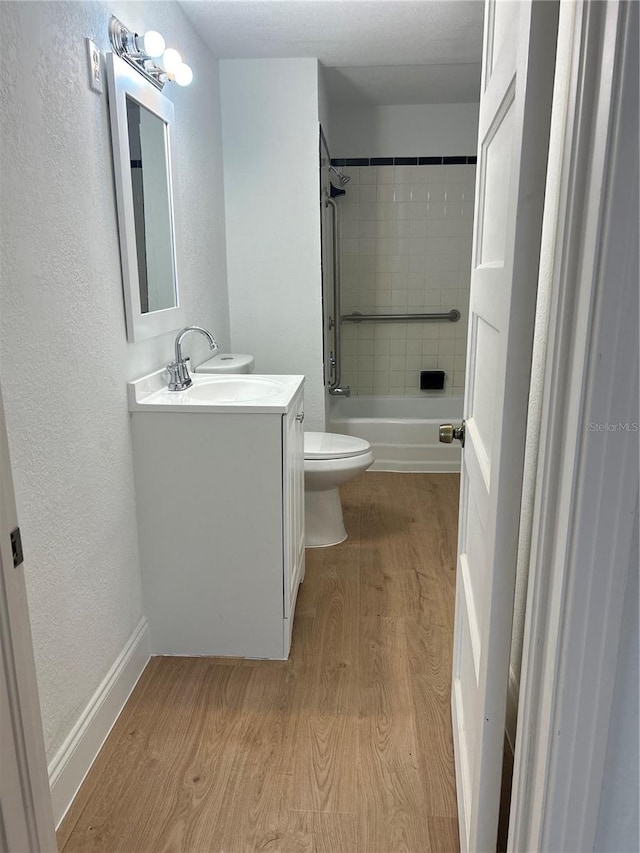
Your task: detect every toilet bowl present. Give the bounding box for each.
[304,432,374,548]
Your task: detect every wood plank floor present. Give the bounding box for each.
[58,472,460,853]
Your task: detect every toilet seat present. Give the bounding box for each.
[304,431,371,460]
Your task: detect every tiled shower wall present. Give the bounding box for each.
[337,161,476,397]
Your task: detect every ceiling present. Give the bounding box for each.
[179,0,484,105]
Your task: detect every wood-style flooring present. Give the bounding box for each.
[57,472,460,853]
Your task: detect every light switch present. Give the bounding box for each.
[86,38,104,94]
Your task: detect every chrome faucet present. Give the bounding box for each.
[167,326,218,391]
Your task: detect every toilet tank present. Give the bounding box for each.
[195,353,255,374]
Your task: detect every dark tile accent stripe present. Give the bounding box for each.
[130,159,142,168]
[332,156,477,167]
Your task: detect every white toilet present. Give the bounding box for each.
[304,432,374,548]
[195,354,373,548]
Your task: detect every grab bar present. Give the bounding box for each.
[342,309,461,323]
[325,194,350,396]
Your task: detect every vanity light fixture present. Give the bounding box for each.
[108,15,193,90]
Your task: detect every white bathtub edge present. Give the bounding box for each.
[329,395,463,474]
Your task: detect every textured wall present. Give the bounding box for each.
[330,103,480,159]
[220,58,326,430]
[0,1,229,761]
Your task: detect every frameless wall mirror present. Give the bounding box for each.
[106,52,185,341]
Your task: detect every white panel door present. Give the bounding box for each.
[0,391,57,851]
[451,2,559,850]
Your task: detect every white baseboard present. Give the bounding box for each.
[505,666,519,752]
[48,618,150,828]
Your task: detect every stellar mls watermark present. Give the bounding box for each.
[588,422,639,432]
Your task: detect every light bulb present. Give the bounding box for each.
[174,63,193,87]
[161,48,182,75]
[140,30,165,58]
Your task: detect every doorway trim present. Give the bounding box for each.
[0,386,57,851]
[0,1,636,847]
[508,1,638,850]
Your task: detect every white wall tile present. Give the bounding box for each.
[445,165,469,183]
[359,184,377,203]
[393,185,413,202]
[409,220,428,238]
[359,168,377,185]
[338,163,474,396]
[411,184,430,202]
[359,220,377,238]
[426,203,446,220]
[394,166,414,183]
[427,186,447,202]
[359,202,378,220]
[342,220,360,239]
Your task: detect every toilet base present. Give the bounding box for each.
[305,487,347,548]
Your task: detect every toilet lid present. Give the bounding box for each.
[304,432,371,460]
[196,353,254,374]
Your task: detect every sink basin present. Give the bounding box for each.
[128,369,304,414]
[183,376,285,403]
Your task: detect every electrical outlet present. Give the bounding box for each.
[86,38,104,94]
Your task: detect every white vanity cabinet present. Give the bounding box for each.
[129,374,305,659]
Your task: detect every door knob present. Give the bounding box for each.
[439,420,465,447]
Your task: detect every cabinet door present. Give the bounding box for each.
[283,392,305,618]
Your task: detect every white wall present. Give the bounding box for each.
[329,103,479,158]
[220,58,325,430]
[318,63,333,151]
[0,0,229,763]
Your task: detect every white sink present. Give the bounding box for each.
[184,376,285,403]
[128,369,304,415]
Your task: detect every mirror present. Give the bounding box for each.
[126,98,176,313]
[106,53,185,341]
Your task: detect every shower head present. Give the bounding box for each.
[329,164,351,187]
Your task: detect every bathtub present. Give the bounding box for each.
[329,395,463,473]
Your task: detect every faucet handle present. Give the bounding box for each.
[166,362,181,390]
[167,361,191,391]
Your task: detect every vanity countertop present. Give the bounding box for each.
[128,369,304,414]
